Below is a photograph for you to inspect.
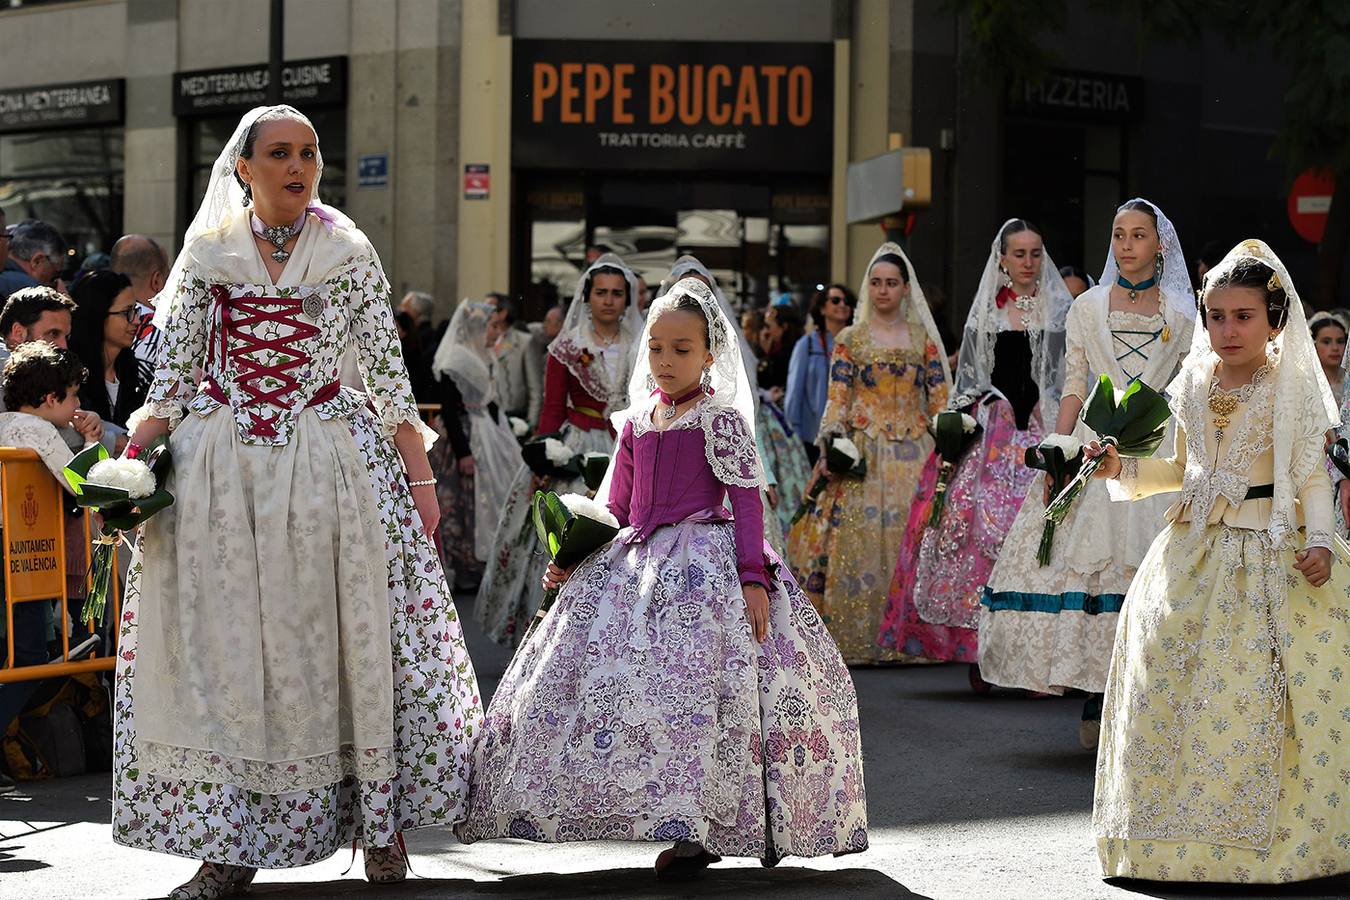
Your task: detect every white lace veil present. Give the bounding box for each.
[857,242,952,384]
[430,301,497,408]
[547,253,644,410]
[951,220,1072,425]
[1099,197,1194,321]
[152,104,353,330]
[665,254,762,395]
[597,276,764,505]
[1171,239,1338,548]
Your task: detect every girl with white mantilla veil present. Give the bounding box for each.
[879,219,1071,669]
[473,254,642,645]
[429,301,524,562]
[788,242,950,665]
[978,199,1192,747]
[111,105,483,898]
[1090,240,1350,884]
[456,278,867,877]
[662,255,812,558]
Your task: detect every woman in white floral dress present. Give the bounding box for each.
[114,105,483,900]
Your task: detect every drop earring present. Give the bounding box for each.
[999,266,1013,291]
[700,368,712,393]
[1154,251,1164,282]
[241,183,253,207]
[645,372,656,392]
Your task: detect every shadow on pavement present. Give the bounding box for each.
[241,866,930,900]
[1105,873,1350,900]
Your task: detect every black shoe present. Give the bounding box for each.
[0,771,16,794]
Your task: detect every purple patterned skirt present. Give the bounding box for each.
[456,518,868,862]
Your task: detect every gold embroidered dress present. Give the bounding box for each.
[788,325,948,664]
[1093,234,1350,886]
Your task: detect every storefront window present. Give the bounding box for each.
[0,127,124,265]
[186,109,347,220]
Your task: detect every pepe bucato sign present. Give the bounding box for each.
[513,40,833,172]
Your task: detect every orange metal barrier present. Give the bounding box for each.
[0,447,120,684]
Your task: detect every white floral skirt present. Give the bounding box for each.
[113,399,483,867]
[457,518,869,862]
[474,423,615,646]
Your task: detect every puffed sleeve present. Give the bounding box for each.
[1062,303,1090,403]
[606,419,635,528]
[142,264,212,429]
[348,257,437,451]
[816,331,855,445]
[1108,419,1187,501]
[538,355,569,434]
[923,339,949,418]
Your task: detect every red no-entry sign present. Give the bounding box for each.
[1288,168,1335,244]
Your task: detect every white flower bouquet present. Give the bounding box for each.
[791,435,868,525]
[1024,434,1083,565]
[63,439,175,622]
[526,489,622,638]
[927,410,983,527]
[507,415,531,443]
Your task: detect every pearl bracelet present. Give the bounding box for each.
[408,478,436,487]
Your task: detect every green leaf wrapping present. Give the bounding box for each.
[581,453,611,493]
[531,490,620,569]
[1024,444,1084,566]
[1044,375,1173,525]
[926,411,984,528]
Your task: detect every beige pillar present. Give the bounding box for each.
[122,2,178,254]
[845,0,893,289]
[455,0,512,307]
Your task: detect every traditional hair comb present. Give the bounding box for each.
[1267,271,1281,294]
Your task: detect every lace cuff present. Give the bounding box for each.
[1305,529,1335,551]
[129,399,185,433]
[373,400,437,452]
[706,407,766,488]
[1105,457,1139,502]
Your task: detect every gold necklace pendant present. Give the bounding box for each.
[1208,390,1239,431]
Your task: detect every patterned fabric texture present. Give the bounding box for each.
[456,519,868,863]
[473,423,615,646]
[1094,522,1350,883]
[788,327,947,665]
[113,400,483,867]
[879,394,1041,661]
[428,414,484,589]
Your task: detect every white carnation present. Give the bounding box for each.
[832,437,861,463]
[509,416,529,437]
[961,413,977,433]
[87,457,156,499]
[558,492,619,526]
[1039,434,1082,457]
[543,437,574,466]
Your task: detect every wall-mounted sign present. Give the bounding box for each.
[1013,69,1144,123]
[0,78,124,134]
[173,57,347,117]
[464,164,490,200]
[513,40,833,173]
[358,153,389,189]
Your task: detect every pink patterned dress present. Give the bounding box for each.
[878,332,1043,661]
[457,397,867,863]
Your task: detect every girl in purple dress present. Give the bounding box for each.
[456,277,867,879]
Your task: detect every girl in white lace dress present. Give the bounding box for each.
[978,199,1193,747]
[112,105,483,900]
[1090,240,1350,884]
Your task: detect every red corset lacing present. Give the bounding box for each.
[201,286,341,439]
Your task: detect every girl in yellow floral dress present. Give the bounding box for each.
[788,243,949,665]
[1089,240,1350,884]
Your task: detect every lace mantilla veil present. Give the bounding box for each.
[151,104,360,331]
[547,253,645,411]
[950,219,1073,425]
[1169,239,1339,549]
[664,254,762,396]
[596,277,766,506]
[430,301,498,408]
[1100,197,1195,322]
[857,242,952,384]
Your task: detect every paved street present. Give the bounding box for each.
[2,601,1347,900]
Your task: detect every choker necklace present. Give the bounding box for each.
[1116,272,1157,303]
[251,211,307,263]
[656,384,705,420]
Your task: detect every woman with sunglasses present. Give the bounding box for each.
[69,268,147,449]
[786,284,855,461]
